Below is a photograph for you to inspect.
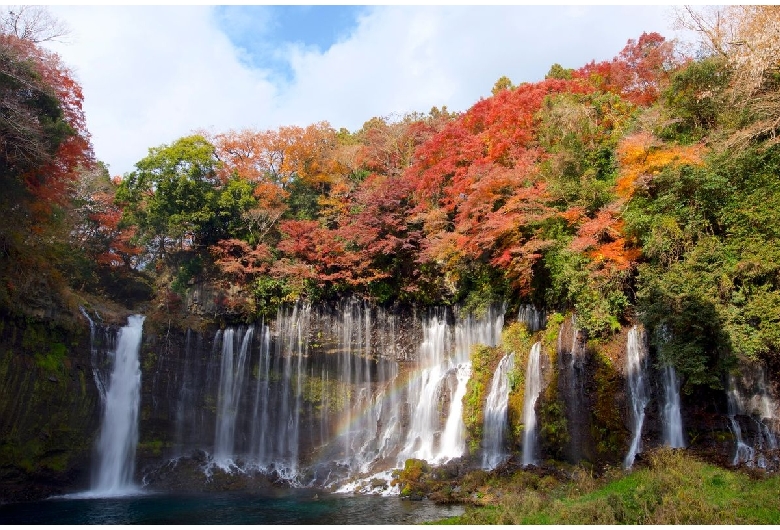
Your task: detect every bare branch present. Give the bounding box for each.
[0,5,70,44]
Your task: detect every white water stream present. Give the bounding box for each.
[481,352,515,469]
[661,364,685,448]
[92,315,145,495]
[623,326,649,468]
[521,341,543,466]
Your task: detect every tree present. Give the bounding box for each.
[659,56,730,142]
[0,27,93,311]
[491,75,515,95]
[212,122,342,189]
[71,163,142,270]
[0,33,92,210]
[116,135,224,260]
[0,5,69,44]
[407,76,593,296]
[577,32,678,106]
[355,113,447,177]
[546,63,573,80]
[677,6,780,146]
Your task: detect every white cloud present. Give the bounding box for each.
[45,6,678,176]
[48,6,278,176]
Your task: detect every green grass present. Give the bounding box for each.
[433,449,780,524]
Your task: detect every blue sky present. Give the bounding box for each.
[45,5,687,177]
[214,6,367,83]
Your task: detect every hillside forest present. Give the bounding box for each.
[2,5,780,399]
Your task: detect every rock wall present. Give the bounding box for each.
[0,302,777,501]
[0,314,105,501]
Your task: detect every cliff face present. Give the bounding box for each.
[0,314,104,501]
[134,300,434,486]
[0,301,777,502]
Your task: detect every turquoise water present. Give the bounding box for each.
[0,490,464,525]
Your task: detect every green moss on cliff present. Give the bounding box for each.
[298,372,351,413]
[503,322,533,446]
[537,313,569,460]
[590,347,628,461]
[463,345,498,454]
[0,316,98,499]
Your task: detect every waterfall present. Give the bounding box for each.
[274,302,309,479]
[623,326,649,468]
[213,326,254,468]
[371,307,402,464]
[339,298,377,472]
[727,367,778,468]
[559,315,588,461]
[522,341,543,466]
[92,315,144,495]
[399,310,450,463]
[439,361,472,459]
[249,321,270,465]
[661,364,685,448]
[399,304,504,465]
[442,304,504,458]
[728,380,756,467]
[481,352,515,469]
[517,304,546,333]
[174,329,211,457]
[144,300,508,488]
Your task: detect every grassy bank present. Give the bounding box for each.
[433,449,780,524]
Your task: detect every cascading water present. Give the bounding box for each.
[728,380,756,467]
[521,341,543,466]
[623,326,649,468]
[481,352,515,469]
[661,364,685,448]
[78,298,780,501]
[727,367,778,468]
[337,298,376,472]
[213,326,254,468]
[400,304,505,465]
[146,301,506,490]
[264,302,309,479]
[559,315,589,461]
[80,307,114,405]
[444,304,505,458]
[92,315,144,495]
[399,309,450,463]
[249,321,271,465]
[438,362,471,459]
[518,305,546,333]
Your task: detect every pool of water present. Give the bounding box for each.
[0,489,464,525]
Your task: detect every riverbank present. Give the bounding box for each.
[431,449,780,524]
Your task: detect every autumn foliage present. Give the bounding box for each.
[0,33,93,212]
[0,28,99,310]
[105,30,702,326]
[576,32,678,106]
[0,3,777,402]
[2,18,742,342]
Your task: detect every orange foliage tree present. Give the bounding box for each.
[211,122,344,189]
[616,132,705,199]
